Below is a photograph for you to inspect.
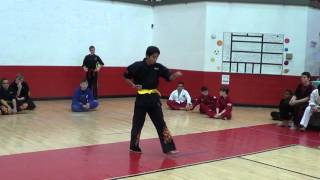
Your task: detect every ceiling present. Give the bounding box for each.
[108,0,320,8]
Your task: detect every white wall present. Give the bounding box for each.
[0,0,316,77]
[152,3,206,71]
[204,2,308,75]
[152,2,309,76]
[305,8,320,76]
[0,0,153,66]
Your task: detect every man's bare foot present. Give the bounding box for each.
[290,125,297,130]
[278,121,288,127]
[300,127,306,132]
[129,147,142,153]
[166,150,179,154]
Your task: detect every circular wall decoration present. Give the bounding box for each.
[283,69,289,74]
[217,40,223,46]
[211,34,217,39]
[285,48,289,52]
[285,38,290,43]
[284,60,289,65]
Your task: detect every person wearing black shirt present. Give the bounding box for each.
[0,78,17,115]
[289,72,315,130]
[124,46,182,154]
[9,74,36,111]
[82,46,104,99]
[271,90,294,126]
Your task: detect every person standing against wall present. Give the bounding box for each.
[82,46,104,99]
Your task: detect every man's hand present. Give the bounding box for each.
[95,67,101,72]
[133,84,142,90]
[174,71,183,77]
[311,106,318,113]
[83,103,90,110]
[169,71,183,81]
[289,100,296,106]
[83,66,89,72]
[185,104,192,111]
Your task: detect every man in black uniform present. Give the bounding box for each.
[124,46,182,154]
[0,78,18,115]
[82,46,104,99]
[9,74,36,111]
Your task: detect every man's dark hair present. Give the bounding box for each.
[146,46,160,57]
[285,89,293,96]
[16,73,24,80]
[1,78,8,84]
[80,79,88,84]
[89,46,95,50]
[220,86,229,94]
[201,86,208,92]
[301,72,311,79]
[177,82,184,86]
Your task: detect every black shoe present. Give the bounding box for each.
[130,146,142,153]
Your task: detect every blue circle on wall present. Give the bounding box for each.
[285,48,289,52]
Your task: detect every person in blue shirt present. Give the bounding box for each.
[71,79,99,112]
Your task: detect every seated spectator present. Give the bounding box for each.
[300,84,320,131]
[0,78,18,115]
[9,73,36,111]
[191,86,217,115]
[167,82,192,110]
[209,86,232,120]
[270,90,293,127]
[71,79,99,112]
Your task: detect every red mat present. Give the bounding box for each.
[0,124,319,180]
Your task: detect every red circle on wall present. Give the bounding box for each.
[285,38,290,43]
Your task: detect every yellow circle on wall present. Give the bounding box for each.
[217,40,223,46]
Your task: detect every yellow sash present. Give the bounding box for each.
[137,89,161,97]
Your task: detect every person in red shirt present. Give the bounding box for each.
[209,86,232,120]
[191,86,217,115]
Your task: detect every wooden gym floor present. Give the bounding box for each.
[0,98,319,180]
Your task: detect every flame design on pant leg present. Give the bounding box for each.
[163,127,173,144]
[135,133,141,147]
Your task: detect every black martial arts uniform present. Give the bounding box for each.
[0,88,16,114]
[82,54,104,99]
[124,58,176,153]
[271,98,294,121]
[9,81,36,110]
